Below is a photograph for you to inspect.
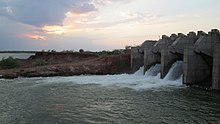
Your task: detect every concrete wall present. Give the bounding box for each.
[131,47,144,73]
[144,49,160,72]
[141,40,157,51]
[140,40,159,72]
[151,35,177,77]
[171,33,196,54]
[161,48,180,79]
[212,44,220,90]
[153,35,176,53]
[162,32,197,79]
[195,29,220,57]
[183,46,211,86]
[130,29,220,90]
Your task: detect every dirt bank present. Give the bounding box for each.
[0,52,131,79]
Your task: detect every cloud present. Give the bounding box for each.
[179,14,186,18]
[70,11,167,30]
[194,14,201,18]
[0,17,42,50]
[0,0,96,27]
[20,33,47,40]
[0,1,6,7]
[41,25,72,35]
[93,0,134,5]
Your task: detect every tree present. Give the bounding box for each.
[79,49,84,53]
[0,57,19,69]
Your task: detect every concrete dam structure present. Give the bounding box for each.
[131,29,220,90]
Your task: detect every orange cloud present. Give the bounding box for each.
[42,25,72,35]
[20,33,47,40]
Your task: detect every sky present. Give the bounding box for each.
[0,0,220,51]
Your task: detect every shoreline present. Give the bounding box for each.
[0,51,37,53]
[0,52,131,79]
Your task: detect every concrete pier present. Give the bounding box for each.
[160,32,195,79]
[171,33,196,54]
[152,35,177,78]
[212,44,220,90]
[131,47,144,72]
[144,49,160,72]
[141,40,158,72]
[153,35,176,53]
[161,48,179,79]
[131,29,220,90]
[183,46,211,86]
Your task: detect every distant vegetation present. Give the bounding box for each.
[34,59,48,66]
[0,57,19,69]
[79,49,84,53]
[38,46,131,56]
[0,51,37,53]
[95,46,131,56]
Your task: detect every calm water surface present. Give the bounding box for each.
[0,53,34,60]
[0,74,219,124]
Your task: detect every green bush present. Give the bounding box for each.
[0,57,19,69]
[34,59,48,66]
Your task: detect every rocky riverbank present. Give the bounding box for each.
[0,52,131,79]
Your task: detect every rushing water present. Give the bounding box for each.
[0,61,219,124]
[0,53,35,60]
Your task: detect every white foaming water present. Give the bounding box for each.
[25,61,182,90]
[134,66,144,76]
[30,74,181,90]
[164,61,183,81]
[1,61,183,90]
[145,64,161,76]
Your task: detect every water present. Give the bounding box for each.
[134,66,144,76]
[164,61,183,81]
[0,61,219,124]
[145,64,161,76]
[0,53,35,60]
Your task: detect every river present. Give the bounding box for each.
[0,62,219,124]
[0,53,35,60]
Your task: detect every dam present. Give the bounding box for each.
[131,29,220,90]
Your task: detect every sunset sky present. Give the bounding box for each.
[0,0,220,51]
